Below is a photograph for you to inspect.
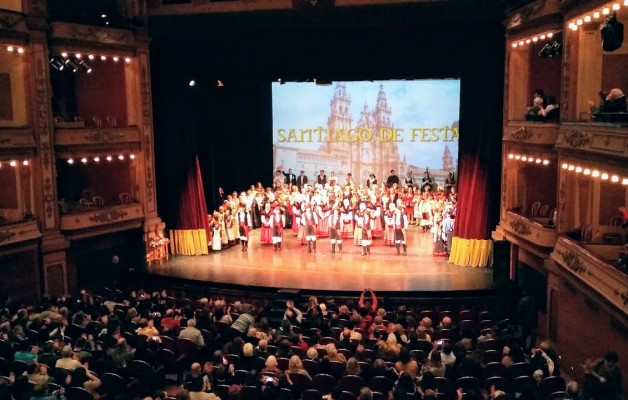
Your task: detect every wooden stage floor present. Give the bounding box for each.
[148,226,493,293]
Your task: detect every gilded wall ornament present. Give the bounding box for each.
[556,249,587,274]
[564,130,590,147]
[88,209,129,223]
[0,230,17,243]
[511,127,533,141]
[509,219,531,235]
[84,130,125,142]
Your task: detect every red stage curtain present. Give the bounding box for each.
[177,155,210,243]
[453,152,490,239]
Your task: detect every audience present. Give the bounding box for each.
[0,286,617,400]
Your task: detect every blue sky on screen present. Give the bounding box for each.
[272,80,460,169]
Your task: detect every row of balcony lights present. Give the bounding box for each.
[60,52,132,64]
[0,160,29,168]
[510,32,557,48]
[568,1,628,31]
[66,154,136,165]
[561,163,628,185]
[507,153,551,165]
[5,45,25,54]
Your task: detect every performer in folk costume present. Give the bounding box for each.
[340,198,354,239]
[211,217,222,251]
[237,203,252,251]
[317,203,331,238]
[369,195,383,238]
[260,202,273,245]
[291,197,301,233]
[358,203,374,256]
[301,203,319,252]
[217,208,229,248]
[230,209,240,245]
[270,205,285,251]
[431,214,447,256]
[393,202,409,256]
[353,203,364,247]
[329,205,343,254]
[383,203,396,246]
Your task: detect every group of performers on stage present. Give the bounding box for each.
[207,170,457,257]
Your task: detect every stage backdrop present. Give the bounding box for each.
[272,80,459,187]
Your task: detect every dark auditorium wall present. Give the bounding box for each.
[529,41,562,102]
[148,2,505,231]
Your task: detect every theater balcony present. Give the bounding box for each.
[496,210,557,250]
[550,234,627,314]
[55,152,144,237]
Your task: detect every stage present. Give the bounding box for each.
[148,226,493,293]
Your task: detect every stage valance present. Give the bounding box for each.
[448,237,493,268]
[169,229,209,256]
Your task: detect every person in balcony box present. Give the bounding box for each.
[602,88,627,113]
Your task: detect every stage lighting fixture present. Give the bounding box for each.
[79,60,93,73]
[539,38,562,58]
[67,158,74,165]
[64,58,79,72]
[50,56,65,71]
[600,13,624,52]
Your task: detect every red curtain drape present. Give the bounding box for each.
[177,155,210,242]
[453,151,491,239]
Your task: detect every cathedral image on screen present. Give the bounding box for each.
[273,82,458,187]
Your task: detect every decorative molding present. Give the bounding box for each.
[51,22,134,46]
[556,248,587,274]
[510,126,533,141]
[84,130,125,142]
[33,44,57,230]
[88,209,128,223]
[0,230,16,243]
[60,204,143,231]
[0,13,22,29]
[139,57,155,210]
[0,221,42,248]
[509,219,532,235]
[563,130,590,147]
[43,178,53,220]
[55,127,140,146]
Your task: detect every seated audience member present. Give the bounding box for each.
[71,367,102,398]
[241,343,260,371]
[358,387,373,400]
[325,343,347,364]
[179,319,204,348]
[55,345,82,371]
[13,340,38,365]
[602,88,628,113]
[136,318,159,337]
[185,377,219,400]
[427,351,446,377]
[287,355,312,379]
[565,381,581,400]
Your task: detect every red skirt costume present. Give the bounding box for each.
[260,211,273,244]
